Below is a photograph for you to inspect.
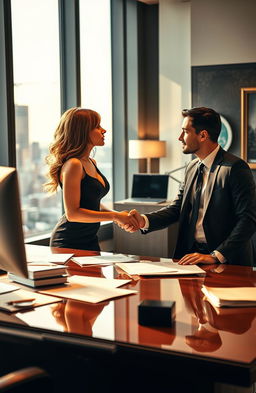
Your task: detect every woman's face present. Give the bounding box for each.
[89,125,106,147]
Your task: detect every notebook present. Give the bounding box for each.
[126,174,169,203]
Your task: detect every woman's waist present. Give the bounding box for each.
[59,215,100,228]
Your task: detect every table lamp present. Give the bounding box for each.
[129,140,166,173]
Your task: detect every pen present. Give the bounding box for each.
[7,298,36,305]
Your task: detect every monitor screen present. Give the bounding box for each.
[132,174,169,198]
[0,166,28,278]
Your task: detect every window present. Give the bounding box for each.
[80,0,113,208]
[11,0,61,238]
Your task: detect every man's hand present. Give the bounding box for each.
[122,209,146,233]
[114,210,141,230]
[178,253,218,265]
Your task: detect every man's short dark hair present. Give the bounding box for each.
[182,107,221,142]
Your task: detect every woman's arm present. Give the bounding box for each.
[61,158,139,227]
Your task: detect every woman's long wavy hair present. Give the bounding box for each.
[44,107,101,193]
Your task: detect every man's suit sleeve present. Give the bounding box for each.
[216,160,256,260]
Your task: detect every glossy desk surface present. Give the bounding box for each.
[0,246,256,385]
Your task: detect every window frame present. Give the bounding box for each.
[0,0,16,167]
[0,0,157,244]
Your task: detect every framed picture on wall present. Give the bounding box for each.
[241,87,256,169]
[219,115,232,151]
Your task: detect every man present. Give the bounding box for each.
[125,107,256,266]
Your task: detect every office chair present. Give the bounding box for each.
[0,367,53,393]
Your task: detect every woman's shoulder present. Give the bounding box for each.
[59,158,84,183]
[62,158,84,173]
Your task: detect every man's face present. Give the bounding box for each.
[179,116,201,155]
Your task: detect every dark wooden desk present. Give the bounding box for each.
[0,246,255,393]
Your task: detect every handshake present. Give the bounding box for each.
[113,209,146,233]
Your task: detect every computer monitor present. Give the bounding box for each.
[0,166,28,278]
[132,174,169,199]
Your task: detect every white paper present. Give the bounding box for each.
[0,282,20,294]
[25,244,73,265]
[0,288,62,312]
[72,253,138,266]
[26,265,68,279]
[115,261,205,276]
[100,252,139,261]
[40,283,137,304]
[152,261,205,275]
[115,262,178,275]
[68,275,131,288]
[27,265,66,273]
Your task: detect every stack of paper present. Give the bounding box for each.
[71,253,138,267]
[202,285,256,308]
[40,275,137,303]
[8,273,68,288]
[115,261,205,276]
[8,265,68,288]
[27,265,67,279]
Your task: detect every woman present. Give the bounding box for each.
[45,107,137,251]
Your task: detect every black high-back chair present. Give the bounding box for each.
[0,367,53,393]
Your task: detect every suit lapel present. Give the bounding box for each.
[180,160,198,213]
[204,147,225,214]
[179,148,226,221]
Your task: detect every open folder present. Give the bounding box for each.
[115,261,205,276]
[40,276,137,304]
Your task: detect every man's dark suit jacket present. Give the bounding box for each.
[145,147,256,266]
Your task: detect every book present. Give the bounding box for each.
[8,273,68,288]
[27,265,67,279]
[115,261,205,276]
[202,285,256,308]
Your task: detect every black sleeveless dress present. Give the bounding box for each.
[50,162,110,251]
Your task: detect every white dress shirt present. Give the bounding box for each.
[194,145,219,243]
[141,145,226,263]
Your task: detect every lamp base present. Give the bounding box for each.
[146,157,151,173]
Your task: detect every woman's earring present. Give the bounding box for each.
[92,147,97,158]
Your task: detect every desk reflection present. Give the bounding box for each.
[50,261,111,336]
[179,278,256,353]
[52,300,109,336]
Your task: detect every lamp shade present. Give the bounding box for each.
[129,140,166,159]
